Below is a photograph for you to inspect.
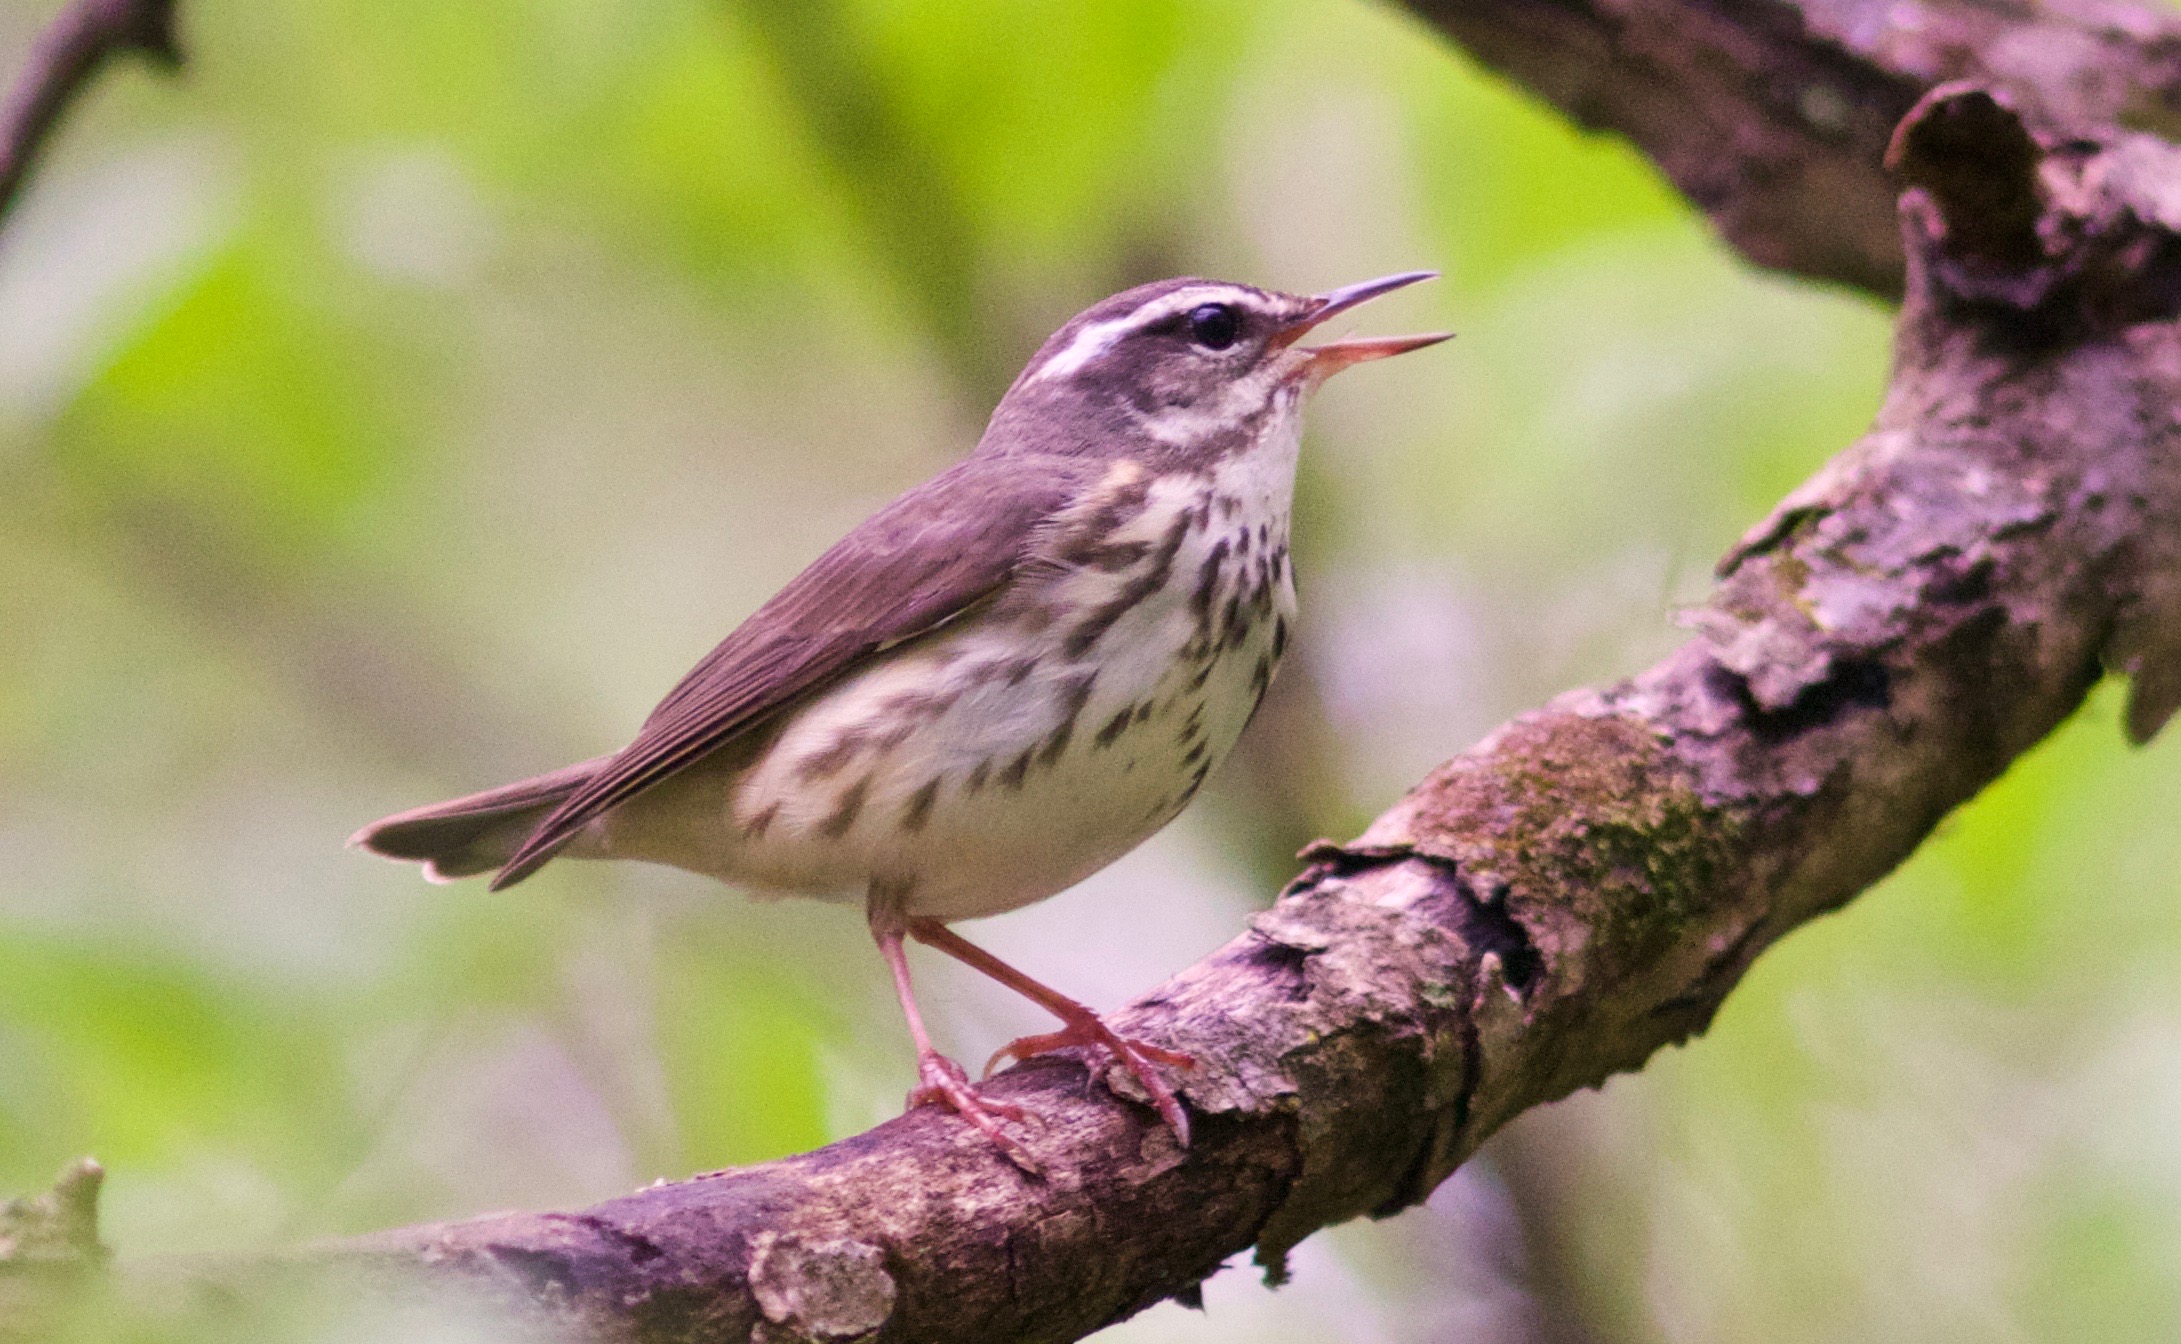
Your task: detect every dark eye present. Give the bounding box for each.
[1186,303,1241,350]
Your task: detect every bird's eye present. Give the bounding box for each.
[1187,303,1241,351]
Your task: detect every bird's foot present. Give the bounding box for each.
[908,1049,1042,1174]
[985,1012,1195,1146]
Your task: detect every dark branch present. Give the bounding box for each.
[0,0,182,224]
[1393,0,2181,300]
[41,3,2181,1342]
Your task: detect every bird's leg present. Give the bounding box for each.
[870,913,1040,1172]
[905,918,1194,1145]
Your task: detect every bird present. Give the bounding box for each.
[353,272,1449,1169]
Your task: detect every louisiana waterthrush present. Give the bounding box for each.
[355,272,1449,1167]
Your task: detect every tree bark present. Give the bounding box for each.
[27,1,2181,1341]
[1400,0,2181,299]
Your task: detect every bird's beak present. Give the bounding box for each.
[1273,270,1451,379]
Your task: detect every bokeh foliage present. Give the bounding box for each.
[0,0,2174,1340]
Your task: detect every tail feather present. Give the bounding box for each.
[350,758,608,885]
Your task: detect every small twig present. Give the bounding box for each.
[0,0,182,224]
[0,1158,105,1269]
[0,1159,107,1342]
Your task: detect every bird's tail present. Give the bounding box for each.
[350,757,609,885]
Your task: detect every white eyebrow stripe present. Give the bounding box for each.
[1027,286,1253,384]
[1030,315,1131,383]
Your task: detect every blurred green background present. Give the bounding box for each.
[1,0,2177,1340]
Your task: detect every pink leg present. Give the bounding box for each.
[873,922,1040,1173]
[906,919,1194,1146]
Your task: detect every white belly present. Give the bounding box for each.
[617,445,1301,920]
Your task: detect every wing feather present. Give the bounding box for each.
[489,454,1095,889]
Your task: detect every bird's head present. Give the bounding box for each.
[979,272,1449,466]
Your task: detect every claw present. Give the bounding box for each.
[895,919,1195,1146]
[984,1031,1065,1078]
[907,1049,1042,1175]
[984,1031,1192,1077]
[984,1019,1195,1147]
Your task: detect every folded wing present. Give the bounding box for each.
[489,453,1094,889]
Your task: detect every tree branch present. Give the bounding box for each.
[0,0,182,224]
[1396,0,2181,299]
[0,1160,106,1343]
[48,3,2181,1342]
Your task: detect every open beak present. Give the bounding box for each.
[1273,270,1451,378]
